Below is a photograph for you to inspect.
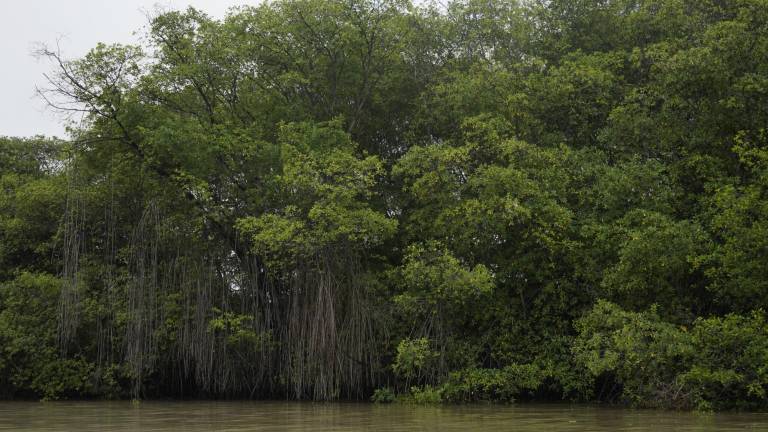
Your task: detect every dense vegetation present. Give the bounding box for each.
[2,0,768,410]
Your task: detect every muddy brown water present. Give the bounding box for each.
[1,401,767,431]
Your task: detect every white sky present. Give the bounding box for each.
[0,1,260,138]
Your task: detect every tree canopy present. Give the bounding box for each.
[3,0,768,409]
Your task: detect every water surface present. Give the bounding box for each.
[0,401,766,431]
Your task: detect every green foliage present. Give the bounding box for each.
[0,272,96,399]
[3,0,768,410]
[702,141,768,311]
[401,385,444,404]
[208,309,274,349]
[235,120,396,270]
[395,242,494,309]
[392,338,438,381]
[681,312,768,410]
[599,210,709,318]
[0,137,64,279]
[441,364,543,402]
[370,387,396,403]
[574,301,768,410]
[573,300,695,408]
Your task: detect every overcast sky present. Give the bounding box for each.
[0,0,260,138]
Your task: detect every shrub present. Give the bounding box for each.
[574,301,768,410]
[681,311,768,410]
[392,338,437,381]
[405,385,443,404]
[441,364,543,402]
[573,300,695,408]
[370,387,396,403]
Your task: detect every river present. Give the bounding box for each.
[1,401,767,431]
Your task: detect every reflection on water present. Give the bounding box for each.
[0,401,766,431]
